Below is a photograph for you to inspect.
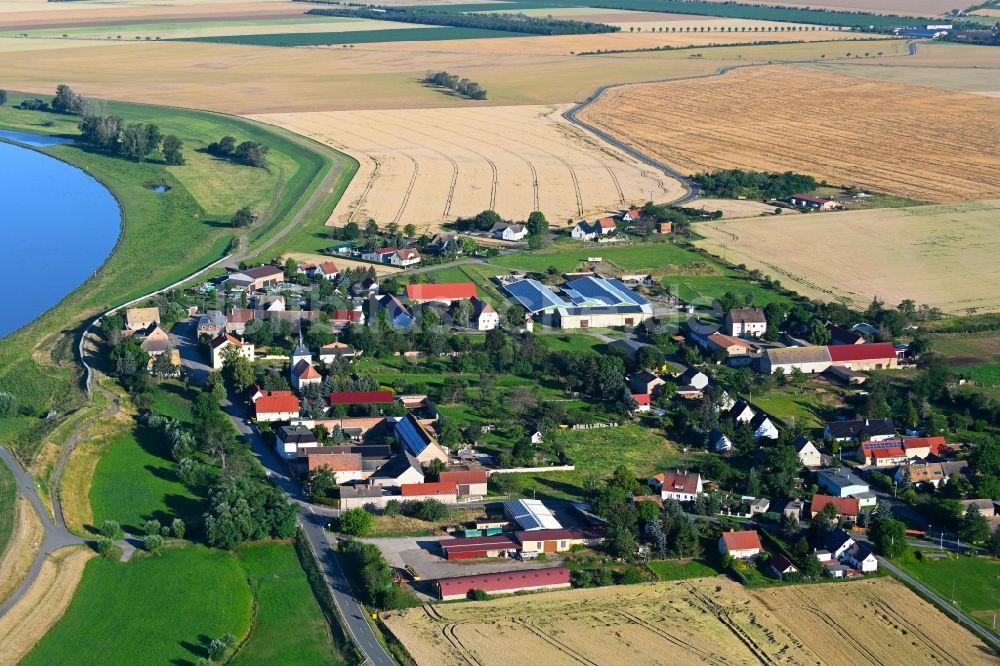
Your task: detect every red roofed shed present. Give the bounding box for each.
[436,567,571,600]
[406,282,478,303]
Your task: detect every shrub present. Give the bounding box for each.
[100,520,122,540]
[143,534,164,554]
[171,518,186,539]
[338,508,374,536]
[97,539,116,558]
[469,588,490,601]
[143,519,161,536]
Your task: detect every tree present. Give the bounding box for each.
[144,519,162,536]
[52,84,86,114]
[204,371,227,401]
[959,504,990,545]
[526,211,549,248]
[235,140,269,167]
[780,512,800,540]
[0,392,18,418]
[304,465,337,501]
[208,634,236,661]
[647,516,668,558]
[868,513,906,558]
[988,525,1000,558]
[603,503,638,559]
[143,534,164,554]
[204,476,298,549]
[811,501,838,541]
[339,507,374,536]
[673,517,701,558]
[636,500,661,524]
[171,518,186,539]
[97,538,115,558]
[231,206,254,228]
[119,122,160,162]
[424,458,447,480]
[101,519,122,540]
[0,90,7,106]
[162,134,185,165]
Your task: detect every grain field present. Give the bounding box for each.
[253,105,685,230]
[384,578,996,666]
[577,65,1000,202]
[695,200,1000,313]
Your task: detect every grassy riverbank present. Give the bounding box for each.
[0,91,352,464]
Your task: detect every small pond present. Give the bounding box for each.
[0,129,75,148]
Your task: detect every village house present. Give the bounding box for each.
[656,221,672,234]
[816,467,870,498]
[823,529,878,572]
[253,390,300,422]
[959,499,997,517]
[826,322,865,345]
[770,553,799,579]
[394,413,449,465]
[788,194,839,210]
[725,308,767,338]
[253,294,285,312]
[680,368,709,391]
[405,282,478,305]
[824,418,896,443]
[491,222,529,241]
[515,529,601,557]
[196,310,227,338]
[470,297,499,331]
[571,218,616,240]
[361,247,396,263]
[391,248,421,267]
[649,470,703,502]
[368,451,425,487]
[375,294,413,328]
[318,342,358,364]
[719,530,762,559]
[275,424,319,460]
[138,324,170,357]
[226,265,284,291]
[727,400,756,424]
[125,306,159,332]
[783,498,805,519]
[312,261,339,281]
[631,393,651,412]
[226,309,255,335]
[706,333,756,364]
[827,342,898,371]
[811,494,860,524]
[350,276,379,297]
[857,440,909,468]
[750,412,780,441]
[209,333,254,370]
[434,567,571,601]
[900,436,949,459]
[894,460,969,489]
[792,436,823,468]
[628,369,665,396]
[686,317,720,348]
[622,208,642,223]
[708,427,733,452]
[305,451,364,484]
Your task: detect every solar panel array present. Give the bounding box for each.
[504,499,562,531]
[394,416,430,457]
[504,279,567,313]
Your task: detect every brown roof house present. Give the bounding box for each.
[649,470,703,502]
[125,307,159,332]
[719,530,762,559]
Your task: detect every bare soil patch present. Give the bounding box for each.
[578,65,1000,203]
[0,545,95,666]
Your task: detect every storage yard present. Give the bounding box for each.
[577,65,1000,203]
[384,577,997,666]
[253,105,683,229]
[695,200,1000,313]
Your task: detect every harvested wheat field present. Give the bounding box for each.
[700,0,963,16]
[752,578,996,665]
[0,545,94,666]
[384,578,996,666]
[696,200,1000,313]
[0,498,43,605]
[694,198,798,219]
[253,105,684,230]
[578,65,1000,202]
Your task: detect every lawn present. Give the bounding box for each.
[419,261,508,307]
[749,381,847,429]
[22,545,253,665]
[234,542,341,665]
[490,239,704,274]
[180,26,525,47]
[931,332,1000,386]
[648,558,723,581]
[88,425,206,534]
[0,455,15,557]
[956,358,1000,386]
[0,91,352,459]
[894,550,1000,638]
[534,333,606,355]
[151,380,195,423]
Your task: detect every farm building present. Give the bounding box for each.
[339,485,389,510]
[761,346,832,375]
[894,461,969,489]
[394,414,449,465]
[439,469,489,498]
[254,390,300,422]
[435,567,571,600]
[125,307,159,331]
[305,452,363,483]
[649,470,703,502]
[210,333,254,370]
[827,342,898,371]
[900,436,948,459]
[226,265,284,291]
[405,282,477,304]
[515,529,602,556]
[439,534,520,560]
[491,222,529,241]
[816,468,869,497]
[328,391,395,406]
[725,308,767,338]
[629,369,665,395]
[471,297,499,331]
[503,276,653,329]
[318,342,359,364]
[719,530,762,559]
[504,499,562,531]
[788,194,839,210]
[632,393,651,412]
[368,451,424,487]
[401,481,457,503]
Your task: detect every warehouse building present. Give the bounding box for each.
[435,567,571,600]
[502,275,653,329]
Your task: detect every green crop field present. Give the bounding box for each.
[401,0,927,27]
[22,545,253,665]
[0,456,16,557]
[180,26,526,47]
[490,239,704,274]
[234,542,340,665]
[0,91,352,458]
[88,425,207,534]
[895,551,1000,639]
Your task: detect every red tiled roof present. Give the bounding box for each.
[375,247,396,254]
[396,248,421,260]
[597,217,616,229]
[406,282,477,301]
[401,481,457,497]
[293,360,321,380]
[904,436,948,455]
[811,494,860,517]
[827,342,897,362]
[227,309,255,324]
[627,208,641,218]
[333,309,364,322]
[438,470,488,485]
[651,470,700,495]
[721,530,762,552]
[870,447,906,459]
[328,391,394,405]
[318,261,338,274]
[255,391,299,415]
[211,332,243,348]
[632,393,651,406]
[437,567,570,597]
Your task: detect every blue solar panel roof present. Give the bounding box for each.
[606,278,649,306]
[504,279,566,313]
[394,416,430,456]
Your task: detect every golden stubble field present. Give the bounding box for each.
[699,0,964,16]
[578,65,1000,203]
[253,105,685,230]
[384,578,997,666]
[695,200,1000,314]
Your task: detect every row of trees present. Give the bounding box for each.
[308,7,619,35]
[206,135,269,168]
[79,114,185,164]
[423,71,487,100]
[691,168,819,200]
